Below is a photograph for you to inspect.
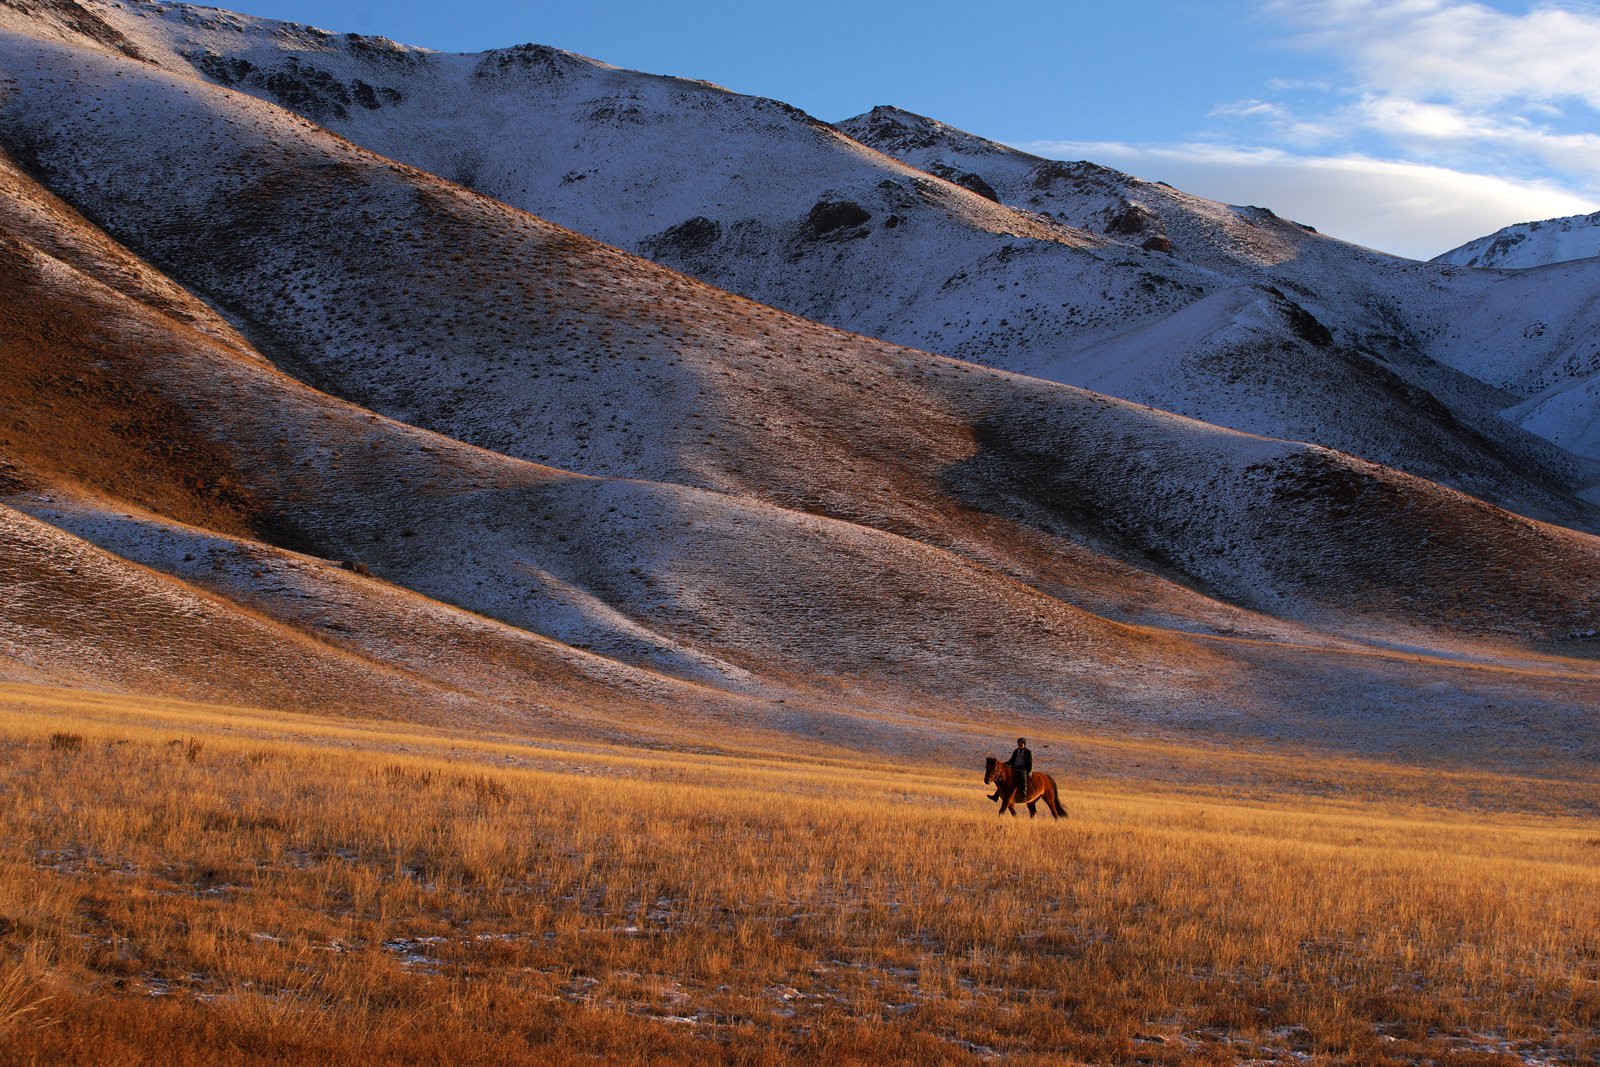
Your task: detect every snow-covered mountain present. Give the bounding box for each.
[1,0,1597,760]
[31,0,1599,522]
[837,107,1600,479]
[1434,210,1600,269]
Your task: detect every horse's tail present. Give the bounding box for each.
[1051,779,1067,817]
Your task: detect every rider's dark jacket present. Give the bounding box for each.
[1008,746,1032,774]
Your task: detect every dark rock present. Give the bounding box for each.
[954,172,1000,202]
[1141,236,1173,254]
[1027,159,1128,191]
[258,60,356,122]
[843,106,944,151]
[1265,288,1335,348]
[183,52,401,116]
[350,80,402,109]
[804,200,871,237]
[343,33,424,65]
[643,217,722,258]
[930,164,999,202]
[29,0,146,60]
[1106,205,1149,236]
[188,51,256,87]
[475,43,583,82]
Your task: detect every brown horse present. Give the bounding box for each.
[984,757,1067,819]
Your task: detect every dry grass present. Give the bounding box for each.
[0,690,1596,1065]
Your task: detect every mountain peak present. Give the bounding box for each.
[1433,209,1600,269]
[838,104,1013,159]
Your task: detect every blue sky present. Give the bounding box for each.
[223,1,1600,258]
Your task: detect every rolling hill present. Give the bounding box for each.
[0,0,1596,764]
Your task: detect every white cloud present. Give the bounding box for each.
[1347,94,1600,174]
[1270,0,1600,109]
[1016,139,1598,259]
[1209,99,1290,121]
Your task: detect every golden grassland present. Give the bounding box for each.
[0,686,1597,1065]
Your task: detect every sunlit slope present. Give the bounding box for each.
[0,173,757,729]
[37,0,1599,521]
[0,502,493,717]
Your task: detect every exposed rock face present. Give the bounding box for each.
[928,162,1000,202]
[183,49,402,120]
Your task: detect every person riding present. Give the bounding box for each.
[1007,737,1031,799]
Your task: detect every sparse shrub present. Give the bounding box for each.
[47,733,83,754]
[167,738,203,762]
[383,763,433,789]
[461,773,509,810]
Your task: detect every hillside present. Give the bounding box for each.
[0,1,1596,763]
[30,0,1600,528]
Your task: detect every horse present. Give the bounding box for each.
[983,756,1067,819]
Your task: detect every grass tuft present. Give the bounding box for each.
[47,732,83,754]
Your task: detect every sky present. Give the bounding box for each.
[220,0,1600,259]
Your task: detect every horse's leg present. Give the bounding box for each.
[1046,788,1060,819]
[1027,798,1037,817]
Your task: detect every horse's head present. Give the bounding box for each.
[984,756,999,784]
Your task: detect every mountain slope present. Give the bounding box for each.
[21,0,1597,532]
[0,83,1229,734]
[1434,210,1600,269]
[836,107,1600,491]
[837,105,1332,273]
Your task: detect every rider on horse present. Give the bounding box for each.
[1008,737,1031,799]
[983,743,1065,818]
